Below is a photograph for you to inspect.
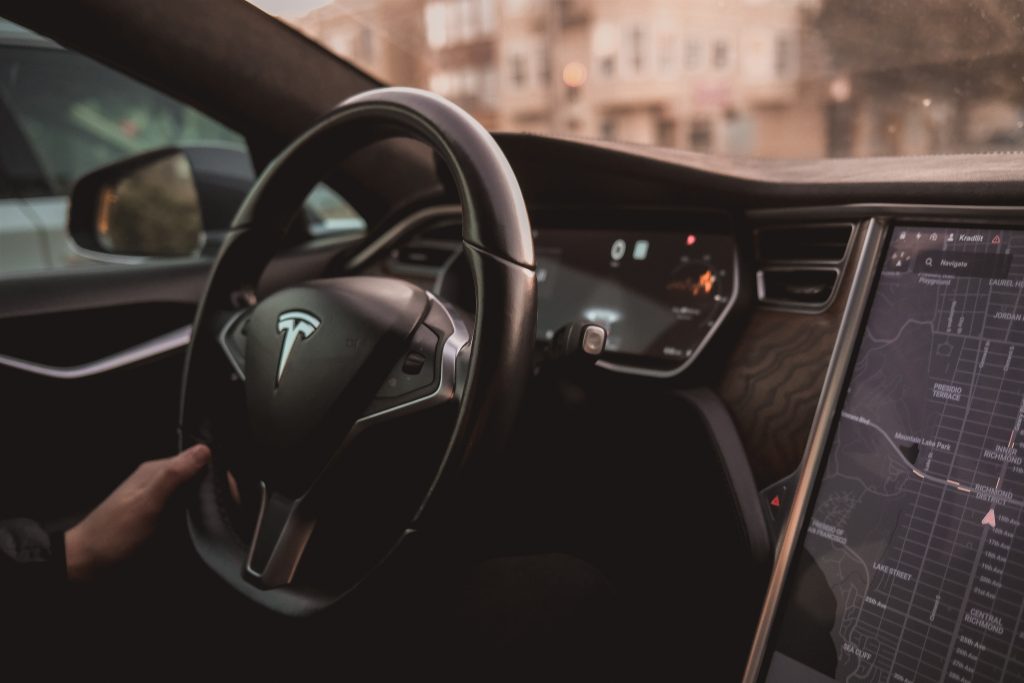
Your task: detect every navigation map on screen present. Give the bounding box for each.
[766,227,1024,683]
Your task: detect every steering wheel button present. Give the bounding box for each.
[581,325,606,356]
[402,352,427,375]
[374,328,440,400]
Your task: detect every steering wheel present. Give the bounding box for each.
[180,88,536,615]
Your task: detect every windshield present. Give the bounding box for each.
[250,0,1024,159]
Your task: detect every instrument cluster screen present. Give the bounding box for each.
[534,230,735,364]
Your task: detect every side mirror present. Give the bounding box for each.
[68,146,254,259]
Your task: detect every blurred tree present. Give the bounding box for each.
[813,0,1024,154]
[817,0,1022,71]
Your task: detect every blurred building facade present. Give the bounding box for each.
[495,0,828,157]
[286,0,1024,159]
[291,0,827,156]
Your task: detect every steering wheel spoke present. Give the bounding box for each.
[218,308,252,381]
[358,296,470,429]
[245,483,316,589]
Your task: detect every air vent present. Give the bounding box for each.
[755,224,852,263]
[757,268,839,306]
[754,223,855,312]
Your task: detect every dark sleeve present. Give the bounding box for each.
[0,518,67,606]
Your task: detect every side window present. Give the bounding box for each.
[0,45,244,198]
[304,183,368,237]
[0,20,364,276]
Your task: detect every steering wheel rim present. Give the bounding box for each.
[180,87,536,615]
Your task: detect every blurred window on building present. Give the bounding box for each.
[628,25,647,72]
[724,109,754,156]
[426,0,495,48]
[445,1,461,43]
[601,117,616,141]
[355,25,374,63]
[658,34,677,74]
[510,53,526,87]
[480,0,497,34]
[684,38,701,71]
[774,33,793,79]
[657,119,676,146]
[538,49,552,84]
[593,22,619,79]
[503,0,534,16]
[690,119,712,152]
[425,2,447,48]
[599,54,616,77]
[712,39,730,70]
[481,66,498,106]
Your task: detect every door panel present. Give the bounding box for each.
[0,233,364,526]
[0,259,212,318]
[0,352,186,523]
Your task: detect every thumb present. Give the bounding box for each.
[155,444,212,493]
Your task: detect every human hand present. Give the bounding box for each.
[64,444,211,582]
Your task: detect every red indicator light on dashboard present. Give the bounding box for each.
[686,234,697,246]
[993,234,1002,245]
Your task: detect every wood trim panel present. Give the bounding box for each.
[717,225,868,487]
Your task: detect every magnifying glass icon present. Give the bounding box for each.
[925,257,933,267]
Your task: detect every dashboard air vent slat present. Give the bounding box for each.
[755,224,852,264]
[757,268,839,307]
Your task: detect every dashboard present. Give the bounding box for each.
[383,206,1024,681]
[369,203,860,493]
[353,150,1024,680]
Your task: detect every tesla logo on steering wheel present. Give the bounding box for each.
[275,310,321,386]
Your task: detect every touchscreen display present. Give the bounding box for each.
[534,230,734,362]
[765,227,1024,682]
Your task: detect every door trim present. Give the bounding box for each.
[0,325,191,379]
